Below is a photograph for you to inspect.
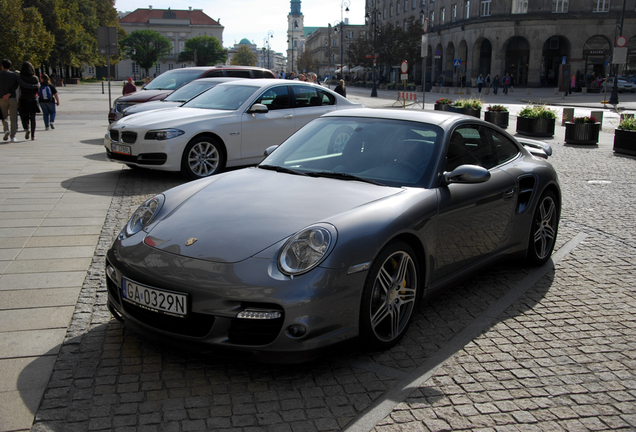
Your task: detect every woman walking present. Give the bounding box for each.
[334,79,346,97]
[18,62,40,140]
[39,74,59,130]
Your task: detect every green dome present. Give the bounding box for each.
[239,38,251,45]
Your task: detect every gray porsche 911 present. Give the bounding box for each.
[105,108,560,363]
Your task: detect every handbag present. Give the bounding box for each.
[34,99,42,114]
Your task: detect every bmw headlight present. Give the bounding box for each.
[144,129,184,140]
[125,195,164,237]
[279,224,336,276]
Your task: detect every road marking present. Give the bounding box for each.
[343,232,587,432]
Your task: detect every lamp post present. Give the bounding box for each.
[420,0,429,108]
[265,30,274,70]
[327,24,332,87]
[365,3,381,97]
[339,1,350,80]
[609,0,627,105]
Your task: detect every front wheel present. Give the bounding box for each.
[359,241,420,351]
[181,136,226,180]
[527,190,560,266]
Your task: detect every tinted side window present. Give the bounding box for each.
[292,86,319,108]
[446,125,484,171]
[489,130,521,167]
[253,70,275,78]
[225,70,252,78]
[205,71,223,77]
[318,90,336,106]
[254,86,290,110]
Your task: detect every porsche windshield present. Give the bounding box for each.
[181,85,258,110]
[261,117,443,187]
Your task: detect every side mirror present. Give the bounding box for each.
[443,165,491,185]
[248,103,268,114]
[263,145,279,157]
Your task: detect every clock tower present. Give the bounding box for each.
[287,0,304,74]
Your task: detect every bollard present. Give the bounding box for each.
[582,87,587,94]
[591,110,603,130]
[562,108,574,126]
[102,81,104,94]
[484,87,490,95]
[526,88,532,95]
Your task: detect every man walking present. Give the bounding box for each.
[1,59,39,142]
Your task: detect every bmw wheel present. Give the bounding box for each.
[527,190,560,266]
[181,136,226,180]
[360,241,420,351]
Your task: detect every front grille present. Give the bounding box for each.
[106,150,167,165]
[109,130,119,141]
[121,132,137,144]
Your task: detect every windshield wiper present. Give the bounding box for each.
[258,165,308,176]
[306,171,383,186]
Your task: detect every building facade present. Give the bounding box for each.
[366,0,636,87]
[109,7,224,80]
[304,23,366,78]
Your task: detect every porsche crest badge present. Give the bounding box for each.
[185,238,198,246]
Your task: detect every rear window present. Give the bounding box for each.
[254,70,276,78]
[225,70,252,78]
[144,69,205,90]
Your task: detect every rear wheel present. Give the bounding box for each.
[181,136,225,180]
[527,190,559,265]
[360,241,420,351]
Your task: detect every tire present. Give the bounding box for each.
[526,190,560,266]
[181,136,226,180]
[327,126,353,153]
[359,241,420,351]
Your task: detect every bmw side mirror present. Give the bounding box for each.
[264,145,279,157]
[443,165,491,185]
[248,103,269,114]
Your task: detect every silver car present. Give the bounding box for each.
[106,109,561,363]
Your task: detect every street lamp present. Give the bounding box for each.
[339,1,350,80]
[365,3,381,97]
[609,0,627,105]
[264,30,274,70]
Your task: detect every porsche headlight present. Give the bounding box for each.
[279,225,336,276]
[125,195,164,237]
[144,129,184,140]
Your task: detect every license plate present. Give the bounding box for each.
[111,143,131,155]
[122,279,188,317]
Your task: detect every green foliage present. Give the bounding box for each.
[571,116,597,124]
[178,35,226,66]
[231,45,257,66]
[296,49,318,74]
[0,0,54,66]
[435,98,452,105]
[453,97,482,109]
[487,104,508,112]
[618,115,636,131]
[519,105,557,119]
[121,30,172,76]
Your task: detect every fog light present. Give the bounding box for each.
[237,309,282,320]
[287,325,306,338]
[106,264,116,282]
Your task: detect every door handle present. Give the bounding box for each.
[503,188,515,200]
[283,114,294,119]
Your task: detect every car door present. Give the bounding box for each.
[291,85,337,129]
[240,85,296,163]
[431,124,520,281]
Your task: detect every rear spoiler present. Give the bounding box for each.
[516,137,553,159]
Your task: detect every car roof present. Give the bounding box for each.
[322,108,473,128]
[214,79,333,89]
[187,77,245,83]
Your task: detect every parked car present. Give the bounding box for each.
[600,78,636,93]
[108,66,277,123]
[104,79,362,179]
[105,108,561,363]
[122,77,242,117]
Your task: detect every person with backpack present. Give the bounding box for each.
[39,74,59,130]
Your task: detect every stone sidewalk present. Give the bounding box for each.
[0,82,634,432]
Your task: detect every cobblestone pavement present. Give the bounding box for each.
[29,91,635,432]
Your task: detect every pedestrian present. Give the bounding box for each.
[502,73,510,95]
[39,74,59,130]
[141,77,151,89]
[477,74,484,93]
[485,74,491,88]
[334,79,346,97]
[310,73,319,84]
[122,77,136,95]
[298,74,307,81]
[18,61,40,141]
[1,59,38,142]
[492,74,500,95]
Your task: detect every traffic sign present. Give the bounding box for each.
[616,36,627,47]
[401,60,409,74]
[453,59,461,67]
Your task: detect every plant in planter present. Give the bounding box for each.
[516,104,557,137]
[450,97,482,118]
[614,115,636,156]
[434,98,453,111]
[564,116,600,145]
[484,105,510,128]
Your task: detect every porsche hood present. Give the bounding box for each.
[143,168,404,263]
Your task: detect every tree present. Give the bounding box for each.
[178,35,226,66]
[231,45,257,66]
[121,30,172,77]
[0,0,53,66]
[297,50,318,74]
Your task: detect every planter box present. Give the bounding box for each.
[516,117,555,137]
[434,103,451,112]
[484,111,509,128]
[564,122,600,145]
[447,106,481,118]
[613,129,636,156]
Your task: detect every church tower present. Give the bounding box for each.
[287,0,304,74]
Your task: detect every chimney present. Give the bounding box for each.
[189,6,192,10]
[149,5,152,9]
